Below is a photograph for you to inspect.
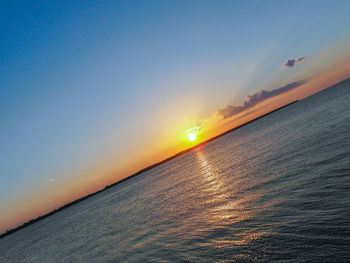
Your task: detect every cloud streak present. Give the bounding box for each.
[217,80,306,119]
[45,178,56,183]
[283,57,305,68]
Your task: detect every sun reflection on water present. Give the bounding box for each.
[196,150,241,221]
[195,149,268,255]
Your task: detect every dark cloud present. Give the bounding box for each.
[283,57,305,68]
[217,80,306,119]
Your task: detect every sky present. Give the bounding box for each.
[1,0,350,233]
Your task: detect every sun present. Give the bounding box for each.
[187,131,197,142]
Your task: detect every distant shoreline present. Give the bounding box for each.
[0,100,298,239]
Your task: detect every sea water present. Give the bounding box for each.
[1,79,350,262]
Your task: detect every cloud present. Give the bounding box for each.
[217,80,306,119]
[283,57,305,68]
[45,178,56,183]
[185,122,203,134]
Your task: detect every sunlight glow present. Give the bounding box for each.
[187,132,197,142]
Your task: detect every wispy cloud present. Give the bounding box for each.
[217,80,306,119]
[45,178,56,183]
[283,57,305,68]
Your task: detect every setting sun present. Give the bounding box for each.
[187,132,197,142]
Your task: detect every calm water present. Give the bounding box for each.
[1,80,350,262]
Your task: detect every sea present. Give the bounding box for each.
[1,79,350,262]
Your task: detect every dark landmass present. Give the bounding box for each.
[0,100,298,239]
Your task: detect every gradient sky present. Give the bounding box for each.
[1,0,350,232]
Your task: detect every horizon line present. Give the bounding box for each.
[0,99,303,239]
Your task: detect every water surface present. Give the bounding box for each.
[1,80,350,262]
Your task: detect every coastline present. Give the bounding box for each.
[0,100,298,239]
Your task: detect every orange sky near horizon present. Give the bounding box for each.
[2,56,350,233]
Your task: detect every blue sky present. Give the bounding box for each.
[1,0,350,231]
